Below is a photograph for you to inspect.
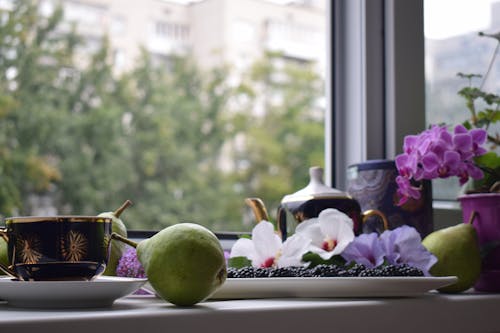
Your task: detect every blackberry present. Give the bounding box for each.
[396,264,424,277]
[311,264,341,277]
[358,268,381,277]
[227,267,239,278]
[295,266,313,277]
[378,264,399,277]
[268,266,296,277]
[359,264,424,277]
[336,269,350,277]
[236,266,255,278]
[347,263,367,277]
[254,267,271,278]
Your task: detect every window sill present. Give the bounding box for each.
[1,292,499,332]
[433,200,463,231]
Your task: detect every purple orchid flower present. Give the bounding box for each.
[395,176,421,205]
[395,125,488,205]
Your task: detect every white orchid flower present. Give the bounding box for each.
[295,208,355,260]
[230,220,311,268]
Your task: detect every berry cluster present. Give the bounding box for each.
[227,263,424,278]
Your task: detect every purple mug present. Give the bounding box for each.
[459,193,500,292]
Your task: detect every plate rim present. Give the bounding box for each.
[211,275,458,299]
[0,275,148,283]
[0,275,148,308]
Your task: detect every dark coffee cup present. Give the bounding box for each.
[0,216,112,281]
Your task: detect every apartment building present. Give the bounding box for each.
[36,0,326,74]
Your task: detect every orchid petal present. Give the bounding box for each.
[470,128,487,144]
[422,152,439,173]
[454,124,468,134]
[453,133,473,152]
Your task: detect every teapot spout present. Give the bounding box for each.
[245,197,270,222]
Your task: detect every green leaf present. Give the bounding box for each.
[475,152,500,170]
[239,234,251,239]
[302,251,346,268]
[473,152,500,191]
[492,110,500,122]
[228,256,252,269]
[457,72,482,80]
[462,120,472,130]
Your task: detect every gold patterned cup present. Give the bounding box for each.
[0,216,112,281]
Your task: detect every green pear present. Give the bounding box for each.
[0,240,8,269]
[422,222,481,293]
[116,223,227,306]
[98,200,132,275]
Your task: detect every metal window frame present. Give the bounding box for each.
[326,0,425,190]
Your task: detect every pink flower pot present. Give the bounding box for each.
[458,193,500,292]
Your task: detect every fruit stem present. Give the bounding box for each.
[467,210,478,225]
[114,200,133,218]
[111,232,138,248]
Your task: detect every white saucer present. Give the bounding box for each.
[0,276,147,308]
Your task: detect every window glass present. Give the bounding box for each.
[0,0,326,232]
[424,0,500,200]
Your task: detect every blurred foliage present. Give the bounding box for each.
[0,0,324,231]
[457,71,500,193]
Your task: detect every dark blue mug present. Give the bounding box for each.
[347,159,433,237]
[0,216,112,281]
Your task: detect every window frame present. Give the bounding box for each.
[326,0,425,189]
[327,0,460,229]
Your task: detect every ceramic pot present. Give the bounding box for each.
[246,166,388,239]
[458,193,500,292]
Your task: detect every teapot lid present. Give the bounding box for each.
[281,166,347,203]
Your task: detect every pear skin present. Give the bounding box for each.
[422,223,481,293]
[0,240,8,267]
[137,223,227,306]
[99,200,131,275]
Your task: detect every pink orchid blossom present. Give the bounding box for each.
[395,125,488,205]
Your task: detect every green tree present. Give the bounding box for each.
[0,2,324,234]
[0,1,130,217]
[0,1,75,216]
[113,53,245,230]
[233,52,325,224]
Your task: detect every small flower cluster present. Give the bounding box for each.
[395,124,487,205]
[230,209,436,276]
[116,247,152,295]
[116,246,146,278]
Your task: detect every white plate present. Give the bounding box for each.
[0,276,147,308]
[211,276,458,299]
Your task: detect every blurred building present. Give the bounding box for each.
[425,1,500,126]
[37,0,326,75]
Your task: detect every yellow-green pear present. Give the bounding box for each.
[129,223,226,306]
[0,240,8,269]
[422,222,481,293]
[98,200,132,275]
